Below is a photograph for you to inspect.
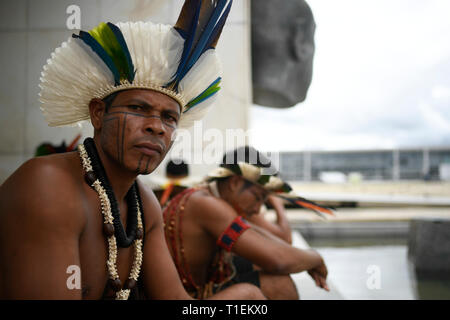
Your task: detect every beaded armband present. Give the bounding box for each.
[216,216,250,252]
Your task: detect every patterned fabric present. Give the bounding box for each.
[216,216,251,252]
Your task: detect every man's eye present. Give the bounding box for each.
[128,105,143,110]
[252,191,261,202]
[163,114,178,123]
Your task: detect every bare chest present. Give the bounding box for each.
[78,194,137,299]
[177,213,218,284]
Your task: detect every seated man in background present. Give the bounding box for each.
[154,159,191,207]
[163,146,331,299]
[221,150,293,244]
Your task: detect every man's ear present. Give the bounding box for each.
[89,98,106,130]
[228,175,242,193]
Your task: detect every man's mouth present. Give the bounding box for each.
[134,142,163,156]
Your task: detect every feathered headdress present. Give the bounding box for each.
[39,0,232,129]
[206,161,335,219]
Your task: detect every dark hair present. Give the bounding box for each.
[215,175,254,193]
[239,178,255,192]
[166,159,189,177]
[221,146,277,172]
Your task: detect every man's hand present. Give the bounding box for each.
[307,259,329,291]
[246,195,292,243]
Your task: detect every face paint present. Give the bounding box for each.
[99,89,180,175]
[233,180,269,216]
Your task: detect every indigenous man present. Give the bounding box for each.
[0,0,264,300]
[163,146,332,299]
[224,151,294,245]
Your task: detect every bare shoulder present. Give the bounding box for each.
[0,152,86,233]
[187,188,238,220]
[184,188,239,238]
[1,152,80,186]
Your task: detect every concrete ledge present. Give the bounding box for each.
[293,221,410,239]
[291,231,345,300]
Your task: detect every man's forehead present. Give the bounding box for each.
[238,176,268,194]
[114,89,181,112]
[251,183,269,195]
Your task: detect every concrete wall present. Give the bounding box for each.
[408,218,450,277]
[0,0,252,184]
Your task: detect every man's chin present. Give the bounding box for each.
[129,152,163,175]
[136,162,159,175]
[138,169,155,175]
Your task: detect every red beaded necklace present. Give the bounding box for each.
[163,188,198,292]
[163,187,234,298]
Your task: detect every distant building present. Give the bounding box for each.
[279,147,450,182]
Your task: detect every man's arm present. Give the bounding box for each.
[246,195,292,244]
[193,194,327,278]
[138,182,193,299]
[138,183,268,300]
[0,158,86,299]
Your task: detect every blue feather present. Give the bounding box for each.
[173,0,202,85]
[179,0,228,79]
[204,0,232,52]
[175,28,189,39]
[72,31,121,85]
[106,22,136,83]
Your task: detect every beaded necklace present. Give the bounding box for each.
[163,188,197,290]
[78,138,143,300]
[83,138,140,248]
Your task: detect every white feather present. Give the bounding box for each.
[39,21,222,128]
[178,49,221,104]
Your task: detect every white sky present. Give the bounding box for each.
[249,0,450,152]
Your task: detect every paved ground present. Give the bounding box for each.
[291,231,345,300]
[275,181,450,300]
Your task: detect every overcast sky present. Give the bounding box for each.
[249,0,450,152]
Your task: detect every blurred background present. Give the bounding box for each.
[0,0,449,300]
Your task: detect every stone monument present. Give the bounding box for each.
[251,0,315,108]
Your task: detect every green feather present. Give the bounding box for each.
[89,22,132,82]
[228,163,243,176]
[257,175,271,185]
[185,79,221,111]
[185,87,220,110]
[281,183,293,193]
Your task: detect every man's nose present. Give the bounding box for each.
[144,116,165,136]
